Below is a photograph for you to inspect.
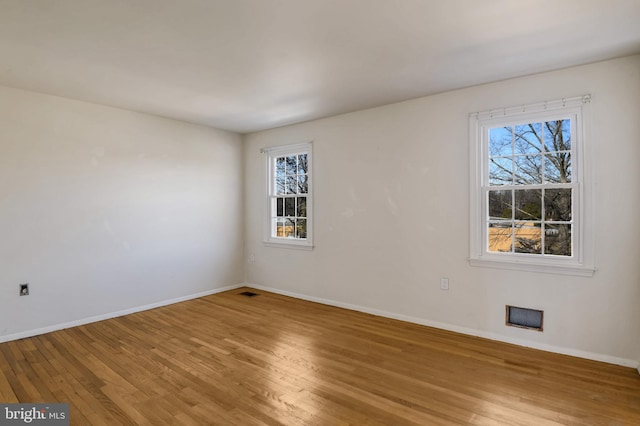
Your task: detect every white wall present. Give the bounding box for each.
[244,55,640,366]
[0,85,244,340]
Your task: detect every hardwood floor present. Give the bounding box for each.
[1,287,639,425]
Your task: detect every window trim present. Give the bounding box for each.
[469,95,595,276]
[262,141,313,250]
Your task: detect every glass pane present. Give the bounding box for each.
[283,218,295,238]
[275,157,286,194]
[488,222,513,253]
[296,197,307,217]
[276,176,286,195]
[276,198,284,217]
[514,189,542,221]
[514,155,542,184]
[560,119,571,150]
[489,127,513,157]
[489,127,512,157]
[544,189,572,221]
[488,190,512,220]
[514,123,542,155]
[285,198,295,216]
[544,153,571,183]
[276,219,286,237]
[286,156,297,175]
[544,119,571,152]
[296,219,307,239]
[489,157,513,186]
[276,157,285,179]
[514,222,542,254]
[286,176,297,194]
[298,175,308,193]
[544,224,572,256]
[298,154,308,174]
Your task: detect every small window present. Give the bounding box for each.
[263,142,313,250]
[469,96,594,276]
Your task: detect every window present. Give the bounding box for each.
[469,96,594,276]
[263,142,313,249]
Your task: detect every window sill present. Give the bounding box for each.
[264,240,314,251]
[468,257,595,277]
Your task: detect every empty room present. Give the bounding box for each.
[1,0,640,424]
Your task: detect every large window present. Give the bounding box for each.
[263,142,313,249]
[469,96,594,276]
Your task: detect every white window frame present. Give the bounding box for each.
[263,141,313,250]
[469,95,594,276]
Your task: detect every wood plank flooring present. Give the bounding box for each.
[1,287,639,425]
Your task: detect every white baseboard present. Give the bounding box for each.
[246,283,639,370]
[0,283,244,344]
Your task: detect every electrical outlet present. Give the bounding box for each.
[19,283,29,296]
[440,278,449,291]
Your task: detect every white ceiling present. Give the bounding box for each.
[1,0,639,134]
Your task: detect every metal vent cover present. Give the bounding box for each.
[239,291,259,297]
[506,305,543,331]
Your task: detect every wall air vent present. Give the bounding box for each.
[506,305,543,331]
[239,291,259,297]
